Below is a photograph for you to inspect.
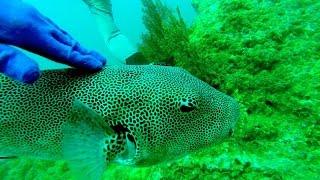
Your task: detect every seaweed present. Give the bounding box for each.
[139,0,192,65]
[137,0,320,179]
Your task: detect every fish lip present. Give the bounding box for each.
[228,128,235,137]
[0,156,17,159]
[226,98,239,137]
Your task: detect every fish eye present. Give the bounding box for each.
[179,98,197,112]
[180,104,196,112]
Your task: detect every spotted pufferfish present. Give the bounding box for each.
[0,65,239,179]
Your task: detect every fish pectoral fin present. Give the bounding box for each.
[62,100,115,180]
[68,100,114,134]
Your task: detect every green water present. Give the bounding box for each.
[1,0,319,179]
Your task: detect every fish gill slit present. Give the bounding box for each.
[111,123,137,148]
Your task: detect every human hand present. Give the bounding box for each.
[0,0,106,84]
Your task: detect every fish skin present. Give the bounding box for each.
[0,65,239,166]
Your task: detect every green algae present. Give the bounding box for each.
[139,0,190,65]
[139,0,320,179]
[1,0,319,179]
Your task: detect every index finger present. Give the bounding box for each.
[0,44,40,84]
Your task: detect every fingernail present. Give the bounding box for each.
[99,56,107,66]
[90,52,106,70]
[90,60,103,70]
[22,69,40,84]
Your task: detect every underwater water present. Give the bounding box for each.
[0,0,319,180]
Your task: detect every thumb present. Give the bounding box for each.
[0,44,40,84]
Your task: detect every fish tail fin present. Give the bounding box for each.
[62,100,115,180]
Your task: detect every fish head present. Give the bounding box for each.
[118,66,239,165]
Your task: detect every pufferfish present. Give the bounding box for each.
[0,65,239,179]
